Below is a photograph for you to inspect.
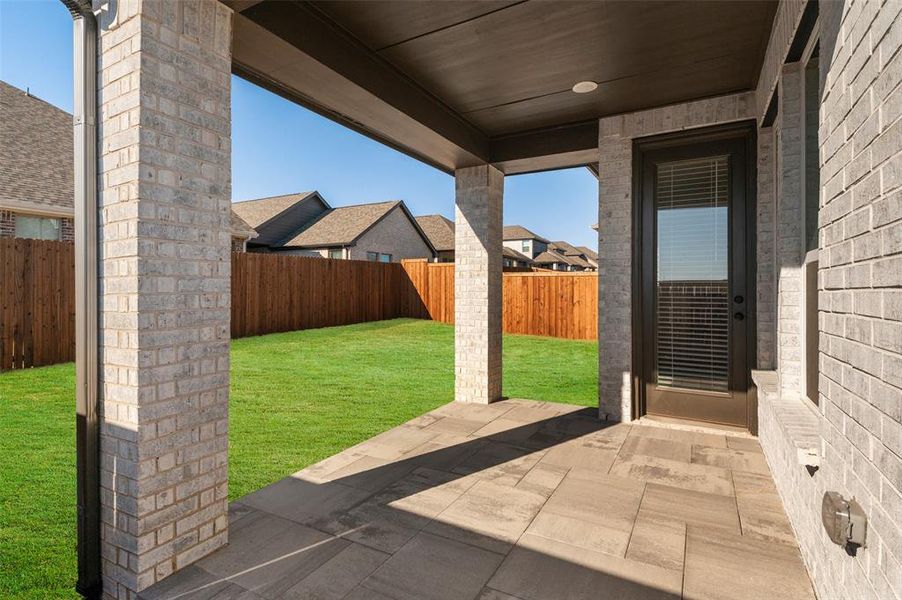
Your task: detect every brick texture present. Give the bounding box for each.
[454,164,503,404]
[814,0,902,596]
[759,1,902,599]
[757,127,777,369]
[96,1,233,597]
[596,92,757,421]
[777,63,805,397]
[347,205,434,261]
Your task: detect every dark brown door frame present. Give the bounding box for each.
[631,121,758,433]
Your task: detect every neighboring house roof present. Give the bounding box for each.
[230,211,258,240]
[532,251,570,266]
[231,192,318,229]
[549,241,595,269]
[0,81,73,215]
[415,214,455,252]
[280,200,436,255]
[533,250,589,269]
[232,192,330,246]
[502,225,549,243]
[1,81,252,240]
[576,246,599,261]
[549,240,583,256]
[502,246,532,263]
[283,200,399,247]
[566,254,592,269]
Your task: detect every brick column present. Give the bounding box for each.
[776,63,804,397]
[454,165,503,404]
[97,1,232,597]
[596,133,633,421]
[756,127,777,370]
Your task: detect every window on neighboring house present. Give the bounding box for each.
[521,241,530,253]
[366,252,378,261]
[802,37,820,405]
[15,215,61,240]
[379,253,392,263]
[328,248,344,259]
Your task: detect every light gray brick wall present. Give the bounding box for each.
[815,0,901,596]
[755,0,808,116]
[348,206,434,261]
[757,127,777,369]
[777,63,805,397]
[97,1,232,597]
[454,164,503,404]
[759,1,902,598]
[596,92,757,421]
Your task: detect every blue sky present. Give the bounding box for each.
[0,0,599,248]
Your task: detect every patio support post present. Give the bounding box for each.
[776,62,804,398]
[454,164,503,404]
[96,1,233,597]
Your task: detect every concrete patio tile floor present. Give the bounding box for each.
[140,399,816,600]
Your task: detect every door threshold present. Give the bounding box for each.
[640,414,752,436]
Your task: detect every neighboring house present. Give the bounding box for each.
[229,212,258,252]
[548,241,596,271]
[576,245,598,269]
[502,225,549,259]
[0,81,256,249]
[502,246,532,268]
[0,81,74,241]
[532,250,581,271]
[231,192,330,250]
[233,192,434,262]
[418,214,533,268]
[415,214,455,262]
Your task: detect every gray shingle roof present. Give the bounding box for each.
[230,211,258,239]
[533,250,590,268]
[415,215,455,252]
[0,81,73,212]
[281,201,401,247]
[549,241,583,256]
[1,81,252,239]
[532,251,569,266]
[231,192,317,229]
[502,225,549,243]
[576,245,598,261]
[503,246,532,263]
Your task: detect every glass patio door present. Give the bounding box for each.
[640,132,751,428]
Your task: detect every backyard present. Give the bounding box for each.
[0,319,597,599]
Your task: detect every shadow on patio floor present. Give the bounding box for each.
[140,399,815,600]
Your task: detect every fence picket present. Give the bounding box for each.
[0,245,598,370]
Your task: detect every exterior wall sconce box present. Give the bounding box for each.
[821,491,867,548]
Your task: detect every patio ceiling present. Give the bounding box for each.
[226,1,777,174]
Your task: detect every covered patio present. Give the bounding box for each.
[140,399,813,600]
[66,0,901,598]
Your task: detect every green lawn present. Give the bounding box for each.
[0,319,596,599]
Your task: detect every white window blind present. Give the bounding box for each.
[655,156,730,392]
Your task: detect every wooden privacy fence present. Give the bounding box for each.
[0,244,597,370]
[0,239,75,370]
[231,253,425,338]
[401,260,598,340]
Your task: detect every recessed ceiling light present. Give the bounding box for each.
[572,81,598,94]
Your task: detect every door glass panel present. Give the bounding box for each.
[655,156,730,392]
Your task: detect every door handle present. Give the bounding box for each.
[734,312,745,321]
